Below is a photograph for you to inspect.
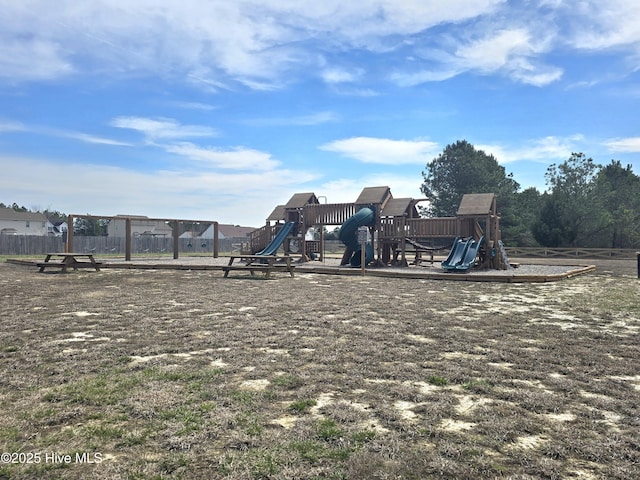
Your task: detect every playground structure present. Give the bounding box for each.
[249,187,510,271]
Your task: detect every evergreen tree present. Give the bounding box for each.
[420,140,520,243]
[509,187,544,246]
[595,160,640,248]
[532,153,608,247]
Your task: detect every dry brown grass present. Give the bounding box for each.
[0,259,638,479]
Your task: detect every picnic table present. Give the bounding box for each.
[222,255,295,279]
[37,253,102,273]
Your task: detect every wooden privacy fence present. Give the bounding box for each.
[0,235,66,255]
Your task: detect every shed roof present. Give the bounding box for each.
[456,193,496,216]
[355,186,392,205]
[381,198,415,217]
[284,192,318,209]
[266,205,286,222]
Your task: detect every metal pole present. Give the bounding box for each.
[357,226,368,276]
[637,251,639,279]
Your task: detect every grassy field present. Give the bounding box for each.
[0,259,638,479]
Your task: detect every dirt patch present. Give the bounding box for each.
[0,259,638,479]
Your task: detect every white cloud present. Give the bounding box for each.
[243,111,339,127]
[110,117,218,140]
[390,69,460,86]
[60,132,133,147]
[457,29,533,72]
[458,29,562,85]
[0,122,132,146]
[165,143,281,171]
[510,66,563,87]
[320,137,440,165]
[0,37,74,82]
[4,0,640,91]
[0,153,318,226]
[564,0,640,50]
[332,87,380,97]
[289,0,505,41]
[476,135,584,164]
[604,137,640,153]
[168,101,218,111]
[0,1,505,88]
[393,28,562,87]
[0,121,25,133]
[321,68,363,84]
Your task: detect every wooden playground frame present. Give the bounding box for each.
[249,187,509,270]
[66,214,219,261]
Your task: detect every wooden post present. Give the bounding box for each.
[484,211,500,270]
[66,215,74,253]
[300,210,307,262]
[213,222,219,258]
[125,218,132,261]
[495,216,500,269]
[400,216,407,267]
[173,221,180,259]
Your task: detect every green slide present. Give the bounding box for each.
[257,221,296,256]
[442,236,484,271]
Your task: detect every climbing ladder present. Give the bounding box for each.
[497,240,513,270]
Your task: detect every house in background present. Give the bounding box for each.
[106,215,174,238]
[217,224,255,240]
[179,223,255,240]
[48,221,68,237]
[0,207,48,235]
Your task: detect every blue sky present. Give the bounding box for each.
[1,0,639,227]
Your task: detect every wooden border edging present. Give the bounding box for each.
[294,264,596,283]
[5,259,596,282]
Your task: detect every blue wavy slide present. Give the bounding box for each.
[257,221,296,256]
[338,208,375,267]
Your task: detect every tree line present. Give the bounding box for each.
[421,140,640,248]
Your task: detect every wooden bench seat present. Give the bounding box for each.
[37,262,103,268]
